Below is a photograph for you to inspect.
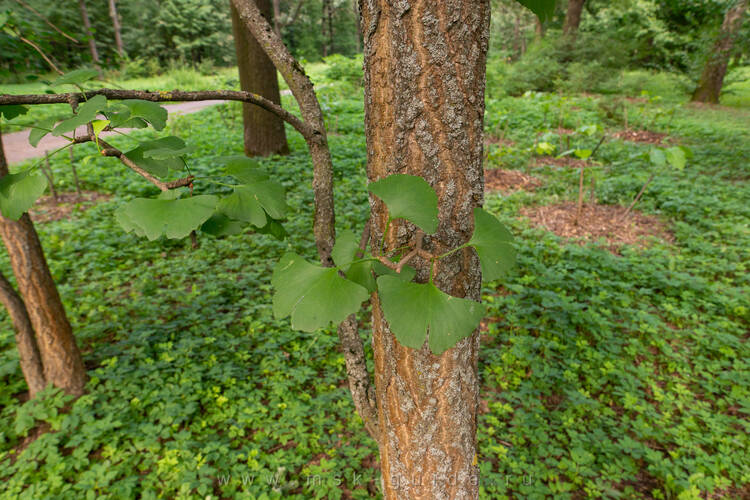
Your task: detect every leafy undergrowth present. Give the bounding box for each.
[0,84,748,499]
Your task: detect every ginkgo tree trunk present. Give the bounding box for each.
[0,127,86,397]
[361,2,489,497]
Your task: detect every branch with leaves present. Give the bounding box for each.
[1,88,314,141]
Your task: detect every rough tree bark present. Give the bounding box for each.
[361,0,490,498]
[0,271,45,397]
[0,129,86,397]
[563,0,585,40]
[230,0,290,157]
[77,0,101,68]
[692,0,748,104]
[108,0,124,58]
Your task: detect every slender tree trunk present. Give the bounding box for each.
[353,0,361,53]
[108,0,124,58]
[692,0,748,104]
[0,272,46,397]
[361,1,490,498]
[535,17,545,39]
[563,0,586,41]
[327,0,334,54]
[0,130,86,397]
[230,0,289,157]
[321,0,330,57]
[77,0,101,68]
[272,0,282,37]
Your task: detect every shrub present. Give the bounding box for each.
[323,54,363,86]
[500,40,563,95]
[601,70,692,100]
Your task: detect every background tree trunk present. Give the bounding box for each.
[0,271,45,397]
[535,17,546,39]
[272,0,283,37]
[0,130,86,397]
[692,0,748,104]
[321,0,330,57]
[108,0,124,58]
[563,0,586,40]
[361,1,490,498]
[230,0,290,157]
[77,0,101,68]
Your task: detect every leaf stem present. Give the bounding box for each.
[437,243,468,260]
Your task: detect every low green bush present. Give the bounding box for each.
[322,54,363,87]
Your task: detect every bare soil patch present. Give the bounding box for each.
[533,156,589,169]
[485,168,542,193]
[521,202,673,250]
[613,129,669,145]
[30,191,111,223]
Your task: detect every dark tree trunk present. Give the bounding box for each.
[361,0,490,497]
[0,130,86,397]
[692,0,748,104]
[353,0,361,53]
[0,271,46,397]
[272,0,283,37]
[108,0,124,58]
[563,0,586,40]
[77,0,101,68]
[535,17,546,39]
[327,0,334,54]
[321,0,330,57]
[230,0,289,157]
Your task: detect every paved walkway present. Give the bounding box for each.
[3,100,228,165]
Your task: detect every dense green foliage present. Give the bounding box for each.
[1,57,749,498]
[489,0,749,99]
[0,0,361,77]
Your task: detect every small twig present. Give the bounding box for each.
[620,173,655,221]
[16,34,63,75]
[13,0,79,43]
[74,134,193,191]
[357,221,370,257]
[41,152,58,201]
[69,134,82,197]
[590,134,607,159]
[575,163,585,224]
[395,231,423,273]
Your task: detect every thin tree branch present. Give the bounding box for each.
[620,172,655,221]
[15,34,63,75]
[336,315,379,441]
[0,89,315,140]
[0,270,46,397]
[72,133,193,191]
[232,0,336,266]
[281,0,306,28]
[13,0,80,43]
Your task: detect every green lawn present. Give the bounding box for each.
[0,76,748,498]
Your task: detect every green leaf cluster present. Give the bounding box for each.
[273,174,515,354]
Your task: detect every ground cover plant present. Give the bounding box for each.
[0,60,748,498]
